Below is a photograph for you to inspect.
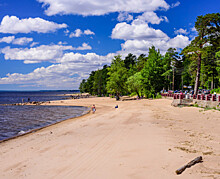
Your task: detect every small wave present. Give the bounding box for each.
[18,130,26,135]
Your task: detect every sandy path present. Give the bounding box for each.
[0,97,219,179]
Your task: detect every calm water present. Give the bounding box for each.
[0,91,89,141]
[0,90,77,104]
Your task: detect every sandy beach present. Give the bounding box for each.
[0,97,219,179]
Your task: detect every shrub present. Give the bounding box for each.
[211,88,220,94]
[156,93,162,99]
[194,104,199,107]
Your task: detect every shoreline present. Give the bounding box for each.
[0,97,219,178]
[0,104,91,143]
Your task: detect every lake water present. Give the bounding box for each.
[0,91,89,141]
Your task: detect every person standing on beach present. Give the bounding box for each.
[92,104,96,113]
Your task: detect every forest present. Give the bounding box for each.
[79,13,220,98]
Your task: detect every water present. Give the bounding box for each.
[0,91,89,141]
[0,90,78,104]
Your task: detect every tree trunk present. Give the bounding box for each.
[116,92,120,101]
[168,76,170,90]
[211,71,214,90]
[136,90,140,99]
[172,68,175,91]
[194,54,202,95]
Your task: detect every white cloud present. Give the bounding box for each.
[30,42,39,47]
[174,28,188,35]
[69,29,95,38]
[0,36,33,45]
[111,21,169,41]
[58,41,67,45]
[64,29,70,35]
[69,29,82,38]
[117,12,133,22]
[0,15,67,34]
[75,43,92,50]
[37,0,170,16]
[112,18,190,55]
[0,36,15,43]
[0,52,115,89]
[120,35,191,55]
[168,35,191,48]
[12,37,33,45]
[136,12,168,24]
[171,1,180,8]
[1,43,92,64]
[84,29,95,35]
[191,27,197,32]
[1,45,73,63]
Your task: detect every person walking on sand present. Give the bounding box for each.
[92,104,96,114]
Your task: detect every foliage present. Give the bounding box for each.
[106,55,128,97]
[126,72,143,98]
[210,88,220,94]
[182,13,220,94]
[156,93,162,99]
[141,46,164,98]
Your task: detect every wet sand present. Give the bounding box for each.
[0,97,219,178]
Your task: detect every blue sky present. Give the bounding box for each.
[0,0,219,90]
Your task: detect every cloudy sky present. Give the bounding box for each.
[0,0,219,90]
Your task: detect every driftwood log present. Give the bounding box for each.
[176,156,203,175]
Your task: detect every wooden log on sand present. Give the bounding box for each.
[176,156,203,175]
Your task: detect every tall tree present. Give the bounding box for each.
[126,72,143,98]
[216,51,220,84]
[106,55,128,99]
[182,13,220,94]
[137,54,147,71]
[162,48,179,91]
[79,79,86,93]
[84,71,96,94]
[141,46,163,97]
[124,53,137,70]
[93,65,109,96]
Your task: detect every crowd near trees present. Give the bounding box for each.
[79,13,220,98]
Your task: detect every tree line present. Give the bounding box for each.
[79,13,220,98]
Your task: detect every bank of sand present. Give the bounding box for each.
[0,97,220,179]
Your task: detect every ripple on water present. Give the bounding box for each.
[0,105,89,141]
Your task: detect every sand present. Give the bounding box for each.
[0,97,219,179]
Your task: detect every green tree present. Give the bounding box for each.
[84,71,96,94]
[137,54,147,71]
[124,53,137,70]
[182,13,220,94]
[126,72,143,98]
[181,56,193,88]
[162,48,179,91]
[93,65,109,96]
[79,79,86,93]
[106,55,128,99]
[141,46,163,97]
[216,51,220,84]
[201,46,218,89]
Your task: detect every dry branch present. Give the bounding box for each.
[176,156,203,175]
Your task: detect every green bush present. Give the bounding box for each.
[194,104,199,107]
[211,88,220,94]
[156,93,162,99]
[130,92,137,97]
